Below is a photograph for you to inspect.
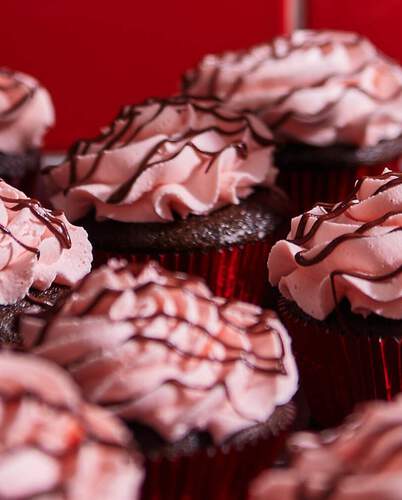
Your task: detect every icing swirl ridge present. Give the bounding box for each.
[0,179,92,305]
[21,260,298,443]
[0,352,143,499]
[268,169,402,320]
[250,395,402,500]
[0,68,54,153]
[183,30,402,147]
[45,96,277,223]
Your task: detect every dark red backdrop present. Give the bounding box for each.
[1,1,283,149]
[1,1,400,149]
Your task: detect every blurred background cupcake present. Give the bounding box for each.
[0,178,92,345]
[183,30,402,211]
[269,169,402,428]
[21,260,299,500]
[44,95,288,305]
[0,352,143,499]
[0,68,54,194]
[250,396,402,499]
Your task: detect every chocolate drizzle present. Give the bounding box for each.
[0,387,135,499]
[290,402,402,500]
[0,68,37,120]
[183,31,402,142]
[288,171,402,311]
[0,183,71,255]
[28,263,289,426]
[44,95,274,204]
[183,32,364,98]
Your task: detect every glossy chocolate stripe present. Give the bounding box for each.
[29,264,288,427]
[183,32,363,98]
[0,192,71,250]
[44,95,273,204]
[36,275,286,374]
[0,69,37,119]
[284,171,402,312]
[295,211,402,266]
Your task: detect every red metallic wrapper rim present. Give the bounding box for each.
[139,407,294,500]
[277,159,402,213]
[93,238,274,306]
[277,295,402,428]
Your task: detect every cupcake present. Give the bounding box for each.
[21,260,298,500]
[0,352,143,499]
[268,169,402,428]
[0,68,54,193]
[0,178,92,344]
[43,95,288,305]
[250,396,402,500]
[183,30,402,211]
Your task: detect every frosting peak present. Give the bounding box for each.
[0,179,92,305]
[45,96,277,223]
[183,30,402,147]
[268,169,402,320]
[250,396,402,500]
[21,260,298,443]
[0,352,143,499]
[0,68,54,154]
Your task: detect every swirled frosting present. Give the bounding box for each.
[44,96,277,223]
[0,352,143,499]
[250,395,402,500]
[0,69,54,154]
[21,260,298,443]
[183,30,402,147]
[268,169,402,320]
[0,179,92,305]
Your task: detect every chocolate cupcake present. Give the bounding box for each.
[0,68,54,194]
[44,95,288,305]
[250,396,402,499]
[0,352,143,499]
[0,179,92,344]
[268,169,402,428]
[21,260,299,500]
[183,30,402,211]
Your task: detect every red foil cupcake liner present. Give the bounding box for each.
[140,428,289,500]
[277,159,402,213]
[278,297,402,429]
[94,239,273,306]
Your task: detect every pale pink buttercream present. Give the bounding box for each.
[21,260,298,443]
[268,169,402,320]
[45,96,277,223]
[250,395,402,500]
[183,30,402,147]
[0,179,92,305]
[0,352,143,499]
[0,69,54,154]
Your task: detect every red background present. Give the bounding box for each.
[1,1,400,149]
[0,0,283,149]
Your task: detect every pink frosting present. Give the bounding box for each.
[183,30,402,147]
[45,96,277,223]
[250,395,402,500]
[268,169,402,320]
[0,179,92,305]
[21,260,298,443]
[0,352,143,499]
[0,69,54,154]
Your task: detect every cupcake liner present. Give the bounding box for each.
[93,239,273,306]
[277,159,402,213]
[140,426,289,500]
[278,297,402,429]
